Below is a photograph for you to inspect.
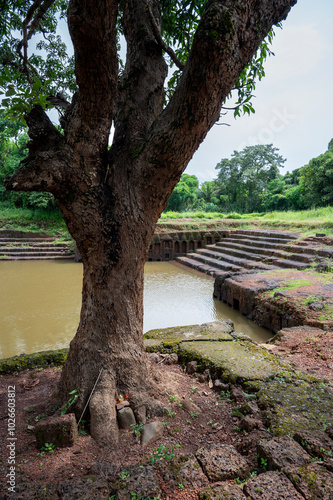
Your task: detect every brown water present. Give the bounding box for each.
[0,260,272,359]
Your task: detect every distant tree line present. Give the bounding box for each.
[1,115,332,214]
[166,141,333,213]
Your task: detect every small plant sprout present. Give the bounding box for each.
[130,422,143,438]
[41,443,56,454]
[61,389,79,415]
[148,444,181,466]
[118,470,130,480]
[168,394,177,403]
[260,457,268,470]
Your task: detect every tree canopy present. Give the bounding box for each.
[215,144,286,213]
[1,0,283,123]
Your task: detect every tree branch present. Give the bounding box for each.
[16,0,57,84]
[4,106,70,193]
[66,0,118,148]
[141,0,297,212]
[111,0,167,154]
[144,0,184,70]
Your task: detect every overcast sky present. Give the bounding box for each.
[186,0,333,183]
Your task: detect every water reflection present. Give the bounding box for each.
[0,260,271,359]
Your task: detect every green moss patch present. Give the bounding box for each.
[258,379,333,436]
[0,348,69,375]
[144,338,165,352]
[144,322,234,352]
[178,340,291,384]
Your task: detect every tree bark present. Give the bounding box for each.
[5,0,297,444]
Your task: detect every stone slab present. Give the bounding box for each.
[195,444,249,481]
[115,464,161,500]
[58,476,110,499]
[257,436,311,471]
[198,482,245,499]
[141,421,164,447]
[258,379,333,435]
[35,413,77,449]
[243,471,304,499]
[159,455,208,489]
[178,340,290,383]
[293,430,333,461]
[144,321,235,348]
[144,338,164,352]
[285,463,333,500]
[117,407,136,430]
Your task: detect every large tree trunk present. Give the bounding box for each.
[51,151,165,444]
[54,214,159,444]
[4,0,297,445]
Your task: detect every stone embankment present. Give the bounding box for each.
[0,231,74,261]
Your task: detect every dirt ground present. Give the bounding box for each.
[0,361,242,499]
[0,332,332,499]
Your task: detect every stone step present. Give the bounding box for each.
[185,253,242,272]
[214,240,287,259]
[272,258,311,270]
[0,241,68,248]
[0,246,71,253]
[0,250,72,258]
[197,247,265,266]
[281,243,333,259]
[216,238,293,252]
[207,243,315,265]
[175,256,236,277]
[0,237,55,243]
[230,229,299,240]
[225,232,297,245]
[203,246,311,271]
[0,255,74,261]
[272,249,316,264]
[184,252,277,273]
[203,245,267,262]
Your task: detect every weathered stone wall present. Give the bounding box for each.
[148,230,229,261]
[73,229,230,263]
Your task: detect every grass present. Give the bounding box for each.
[158,207,333,238]
[0,203,70,238]
[2,204,333,239]
[263,278,314,298]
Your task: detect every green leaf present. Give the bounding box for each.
[5,87,16,97]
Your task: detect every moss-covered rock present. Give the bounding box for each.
[178,340,292,384]
[0,348,69,374]
[285,463,333,499]
[258,379,333,435]
[143,338,165,352]
[144,321,234,353]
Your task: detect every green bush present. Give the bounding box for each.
[225,212,243,219]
